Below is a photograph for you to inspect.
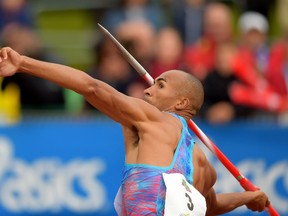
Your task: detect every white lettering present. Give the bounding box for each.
[0,137,107,213]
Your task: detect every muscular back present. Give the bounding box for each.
[122,111,217,197]
[122,112,182,166]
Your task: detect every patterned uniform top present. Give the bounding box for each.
[118,113,195,215]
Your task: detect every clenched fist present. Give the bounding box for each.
[245,190,270,212]
[0,47,22,77]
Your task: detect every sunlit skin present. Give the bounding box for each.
[0,47,270,215]
[144,76,183,113]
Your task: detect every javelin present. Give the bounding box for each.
[97,23,279,216]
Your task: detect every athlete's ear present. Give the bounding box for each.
[175,97,190,110]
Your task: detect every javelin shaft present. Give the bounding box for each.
[97,24,154,86]
[98,23,279,216]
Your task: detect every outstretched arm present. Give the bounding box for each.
[0,47,160,126]
[206,188,270,215]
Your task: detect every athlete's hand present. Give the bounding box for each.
[245,190,270,212]
[0,47,22,77]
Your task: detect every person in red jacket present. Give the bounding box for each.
[266,34,288,97]
[183,2,233,81]
[229,11,288,113]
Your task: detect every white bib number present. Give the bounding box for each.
[162,173,207,216]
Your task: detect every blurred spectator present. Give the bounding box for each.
[0,23,65,110]
[88,20,158,107]
[87,37,138,97]
[101,0,166,34]
[266,32,288,97]
[85,35,148,106]
[183,2,234,81]
[230,12,288,113]
[170,0,206,46]
[0,0,34,31]
[200,43,254,124]
[237,11,270,75]
[229,70,288,113]
[115,20,157,74]
[229,12,288,113]
[151,27,185,78]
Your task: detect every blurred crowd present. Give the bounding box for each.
[1,0,288,124]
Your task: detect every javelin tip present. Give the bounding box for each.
[97,23,111,37]
[97,23,152,80]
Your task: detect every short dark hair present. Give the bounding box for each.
[178,71,204,114]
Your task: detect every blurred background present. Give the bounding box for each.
[0,0,287,215]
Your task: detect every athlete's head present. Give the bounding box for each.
[144,70,204,117]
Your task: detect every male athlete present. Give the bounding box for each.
[0,47,269,215]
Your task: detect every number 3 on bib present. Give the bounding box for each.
[185,192,194,211]
[162,173,207,216]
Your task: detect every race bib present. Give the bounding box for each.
[162,173,207,216]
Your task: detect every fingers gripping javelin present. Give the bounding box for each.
[97,23,279,216]
[0,49,6,62]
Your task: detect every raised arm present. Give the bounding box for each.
[206,187,270,215]
[0,47,160,126]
